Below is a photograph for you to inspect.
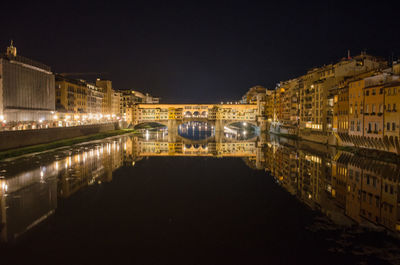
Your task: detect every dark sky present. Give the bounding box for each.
[1,1,400,103]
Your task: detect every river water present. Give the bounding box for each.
[0,130,399,264]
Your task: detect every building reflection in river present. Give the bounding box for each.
[0,139,126,243]
[264,135,400,234]
[1,131,400,244]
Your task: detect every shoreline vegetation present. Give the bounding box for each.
[270,131,400,164]
[0,129,135,161]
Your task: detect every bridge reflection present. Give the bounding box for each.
[0,133,400,244]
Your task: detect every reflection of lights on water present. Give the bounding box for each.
[145,130,149,140]
[132,161,135,166]
[55,161,59,170]
[1,182,8,192]
[124,143,127,150]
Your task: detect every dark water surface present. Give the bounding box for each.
[0,133,399,265]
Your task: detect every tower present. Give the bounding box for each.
[6,40,17,57]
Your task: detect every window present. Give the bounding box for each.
[388,104,391,111]
[393,103,397,112]
[387,122,391,131]
[393,122,396,131]
[366,90,369,96]
[380,88,383,94]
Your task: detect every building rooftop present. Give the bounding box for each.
[0,53,51,72]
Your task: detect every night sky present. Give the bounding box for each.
[1,1,400,103]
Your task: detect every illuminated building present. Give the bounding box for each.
[271,79,299,135]
[348,78,367,138]
[296,53,387,144]
[241,85,266,104]
[86,82,104,115]
[363,73,395,140]
[0,42,55,127]
[118,89,160,122]
[55,75,88,113]
[333,81,349,135]
[383,82,400,152]
[96,79,113,115]
[111,91,121,117]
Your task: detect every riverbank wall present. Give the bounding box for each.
[0,122,122,151]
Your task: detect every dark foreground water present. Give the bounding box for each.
[0,132,399,265]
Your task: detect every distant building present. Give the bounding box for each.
[86,82,103,115]
[0,42,55,125]
[55,75,88,113]
[96,79,113,115]
[118,89,160,122]
[111,91,121,117]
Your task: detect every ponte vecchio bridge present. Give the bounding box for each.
[133,103,261,130]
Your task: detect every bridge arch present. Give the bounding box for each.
[134,122,168,131]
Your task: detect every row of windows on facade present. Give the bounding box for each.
[348,121,398,132]
[344,103,398,115]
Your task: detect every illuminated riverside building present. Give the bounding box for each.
[55,75,109,124]
[55,75,89,113]
[86,82,104,114]
[111,90,121,117]
[266,53,387,143]
[270,79,299,135]
[333,80,349,135]
[383,82,400,151]
[0,42,55,128]
[265,90,274,122]
[118,89,160,123]
[337,72,400,152]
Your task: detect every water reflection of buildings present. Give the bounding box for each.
[0,138,126,243]
[264,136,400,234]
[0,134,264,243]
[1,132,399,244]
